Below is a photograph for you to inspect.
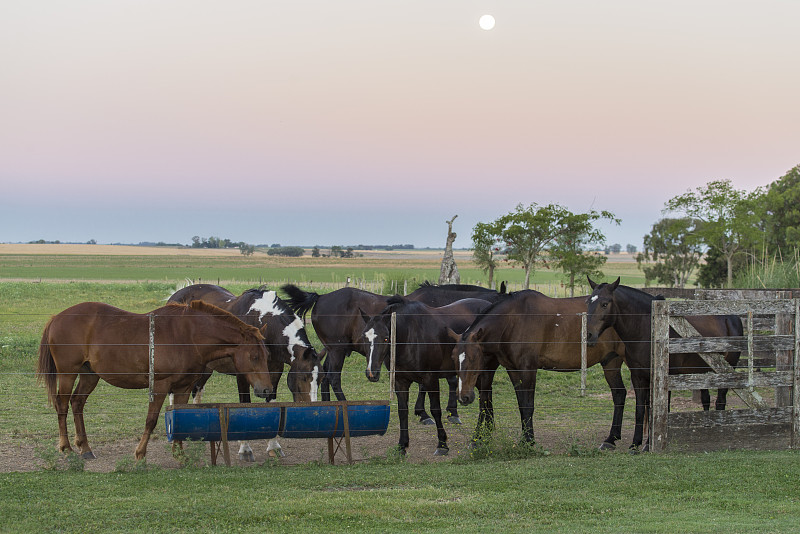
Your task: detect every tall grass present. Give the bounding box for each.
[735,249,800,289]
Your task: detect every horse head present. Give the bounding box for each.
[358,309,390,383]
[585,276,620,347]
[286,346,324,402]
[449,326,486,405]
[230,332,274,399]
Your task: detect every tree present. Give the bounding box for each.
[550,210,619,296]
[311,246,321,257]
[330,246,343,258]
[471,220,503,289]
[439,215,461,285]
[665,179,761,287]
[636,217,703,288]
[495,203,573,289]
[239,243,255,256]
[762,165,800,253]
[626,244,637,254]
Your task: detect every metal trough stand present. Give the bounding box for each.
[165,400,391,466]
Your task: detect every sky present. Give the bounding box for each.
[2,1,799,249]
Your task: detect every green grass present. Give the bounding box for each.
[1,451,798,532]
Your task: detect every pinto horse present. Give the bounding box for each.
[451,290,627,448]
[169,284,323,460]
[281,282,505,423]
[357,296,496,455]
[36,301,272,460]
[585,277,743,451]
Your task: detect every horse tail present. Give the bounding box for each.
[36,319,58,406]
[281,284,319,320]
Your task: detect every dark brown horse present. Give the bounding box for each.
[585,277,743,451]
[37,301,273,460]
[282,282,505,422]
[451,290,627,448]
[357,296,496,455]
[169,284,324,460]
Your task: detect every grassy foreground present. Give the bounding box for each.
[1,451,799,533]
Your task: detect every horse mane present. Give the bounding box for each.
[417,281,496,293]
[187,300,264,340]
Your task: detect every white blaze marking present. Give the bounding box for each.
[590,295,598,303]
[365,328,377,375]
[458,352,466,395]
[310,365,319,401]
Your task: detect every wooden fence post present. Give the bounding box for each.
[580,312,587,397]
[389,312,397,401]
[650,299,670,452]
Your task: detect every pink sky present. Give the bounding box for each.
[2,1,798,248]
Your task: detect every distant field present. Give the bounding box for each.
[0,244,646,292]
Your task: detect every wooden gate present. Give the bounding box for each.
[650,297,800,452]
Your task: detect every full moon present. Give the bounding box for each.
[479,14,495,30]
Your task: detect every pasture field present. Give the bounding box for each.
[0,249,796,532]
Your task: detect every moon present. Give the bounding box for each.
[479,14,496,31]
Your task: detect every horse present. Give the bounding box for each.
[36,300,273,461]
[168,284,323,460]
[585,277,743,451]
[357,296,495,455]
[281,282,506,423]
[450,289,628,449]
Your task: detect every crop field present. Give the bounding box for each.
[0,246,797,532]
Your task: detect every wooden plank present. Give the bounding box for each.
[667,335,795,353]
[668,371,794,390]
[668,299,796,316]
[650,299,670,452]
[775,311,792,407]
[666,408,793,451]
[793,300,800,448]
[668,407,792,428]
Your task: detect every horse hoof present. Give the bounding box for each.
[447,416,462,425]
[81,451,97,460]
[268,449,286,459]
[433,447,449,456]
[239,451,255,462]
[628,446,641,455]
[420,417,435,426]
[598,442,616,451]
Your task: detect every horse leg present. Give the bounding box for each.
[508,369,537,443]
[445,375,461,424]
[267,438,285,458]
[70,372,100,459]
[715,388,729,411]
[170,392,192,456]
[414,386,434,425]
[600,356,626,450]
[395,378,411,454]
[55,373,78,454]
[700,389,711,411]
[472,365,498,445]
[421,377,448,455]
[134,389,168,460]
[628,372,650,452]
[321,349,348,402]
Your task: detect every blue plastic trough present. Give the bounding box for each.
[165,401,391,465]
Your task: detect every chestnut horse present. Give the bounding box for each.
[37,301,273,460]
[452,290,627,448]
[586,277,743,451]
[357,296,496,455]
[169,283,323,460]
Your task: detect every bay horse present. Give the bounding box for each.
[451,290,627,449]
[168,284,323,460]
[585,277,743,451]
[36,301,273,460]
[281,282,505,422]
[357,296,496,455]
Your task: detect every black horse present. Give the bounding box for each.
[358,296,495,455]
[281,282,506,423]
[169,284,324,460]
[585,277,743,451]
[451,290,627,448]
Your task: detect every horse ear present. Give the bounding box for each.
[610,277,621,290]
[499,281,507,294]
[358,308,370,325]
[260,324,268,337]
[472,327,486,342]
[587,276,597,290]
[446,328,461,342]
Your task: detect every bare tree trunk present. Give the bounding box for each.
[439,215,461,285]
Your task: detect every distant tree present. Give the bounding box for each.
[87,239,97,245]
[550,210,619,296]
[636,217,703,288]
[471,220,503,289]
[266,246,304,257]
[762,165,800,253]
[343,247,355,258]
[311,246,321,257]
[665,179,761,287]
[330,245,343,258]
[239,243,255,256]
[626,244,637,254]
